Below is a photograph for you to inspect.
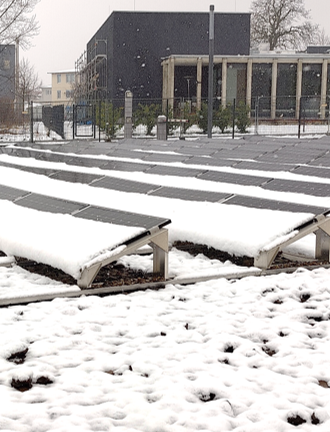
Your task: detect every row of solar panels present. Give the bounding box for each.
[4,136,330,175]
[0,158,328,216]
[0,183,171,232]
[2,142,330,197]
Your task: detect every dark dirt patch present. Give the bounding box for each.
[15,258,163,288]
[11,377,33,392]
[2,241,329,288]
[7,347,29,364]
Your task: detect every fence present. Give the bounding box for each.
[0,96,329,143]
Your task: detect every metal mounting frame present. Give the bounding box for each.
[78,227,169,288]
[254,214,330,269]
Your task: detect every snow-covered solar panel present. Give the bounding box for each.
[262,178,330,197]
[149,186,230,203]
[74,205,171,230]
[223,195,328,214]
[91,176,159,194]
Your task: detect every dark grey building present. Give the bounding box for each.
[0,45,15,100]
[82,11,250,101]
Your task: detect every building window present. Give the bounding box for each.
[57,74,61,83]
[276,63,297,118]
[66,73,74,83]
[66,90,72,98]
[57,90,61,99]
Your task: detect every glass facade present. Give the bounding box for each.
[301,64,322,118]
[251,63,272,117]
[276,63,297,118]
[226,63,247,104]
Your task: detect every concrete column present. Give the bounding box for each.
[168,57,175,109]
[162,60,169,112]
[197,57,203,111]
[320,59,328,119]
[296,60,303,119]
[157,115,167,140]
[271,59,278,119]
[124,90,133,139]
[246,58,252,109]
[221,58,227,107]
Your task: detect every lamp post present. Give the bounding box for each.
[207,5,215,138]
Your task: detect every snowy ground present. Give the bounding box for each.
[0,135,330,431]
[1,264,330,431]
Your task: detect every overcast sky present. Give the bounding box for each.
[25,0,330,86]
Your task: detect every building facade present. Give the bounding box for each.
[80,11,250,101]
[162,51,330,119]
[49,70,75,104]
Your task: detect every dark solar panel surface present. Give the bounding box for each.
[50,171,103,184]
[309,157,330,168]
[234,160,296,172]
[74,205,170,230]
[262,179,330,197]
[100,160,154,172]
[198,170,270,186]
[0,184,29,201]
[292,165,330,179]
[91,176,159,194]
[16,193,86,214]
[223,195,328,214]
[142,153,189,163]
[184,156,238,167]
[149,186,230,202]
[68,157,106,168]
[110,149,150,160]
[213,149,265,160]
[145,165,204,177]
[256,152,316,164]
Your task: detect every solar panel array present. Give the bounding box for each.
[1,135,330,218]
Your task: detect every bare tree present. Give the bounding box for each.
[17,57,41,108]
[250,0,319,51]
[310,28,330,46]
[0,0,40,49]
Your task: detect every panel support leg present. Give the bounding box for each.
[316,221,330,261]
[151,229,169,279]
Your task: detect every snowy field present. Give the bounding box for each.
[1,264,330,431]
[0,135,330,431]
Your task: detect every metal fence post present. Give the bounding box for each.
[232,98,236,139]
[30,101,34,144]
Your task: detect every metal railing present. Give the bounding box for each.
[0,95,328,143]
